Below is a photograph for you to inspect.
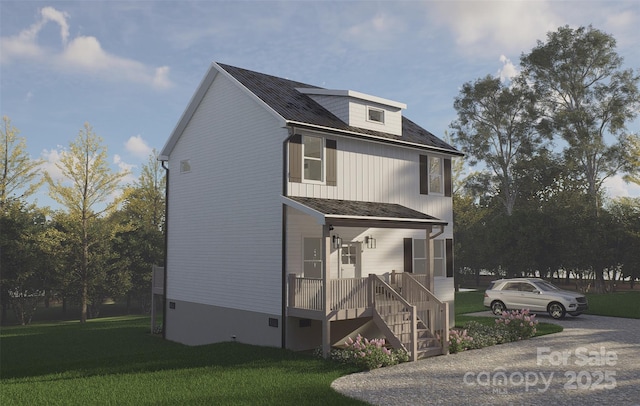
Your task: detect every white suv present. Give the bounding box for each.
[483,278,588,319]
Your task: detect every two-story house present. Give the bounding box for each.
[159,62,463,360]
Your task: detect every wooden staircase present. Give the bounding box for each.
[370,275,447,361]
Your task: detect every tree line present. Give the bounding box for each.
[1,25,638,324]
[451,25,640,292]
[1,118,165,325]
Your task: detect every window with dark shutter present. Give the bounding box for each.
[446,238,454,277]
[404,238,413,273]
[289,134,302,183]
[419,155,428,195]
[444,158,452,197]
[326,139,337,186]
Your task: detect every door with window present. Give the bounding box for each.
[340,243,361,278]
[303,238,323,278]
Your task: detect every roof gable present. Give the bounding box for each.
[160,62,461,159]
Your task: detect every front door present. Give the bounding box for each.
[340,243,361,278]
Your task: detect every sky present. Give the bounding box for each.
[1,0,639,209]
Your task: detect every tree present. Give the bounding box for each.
[0,200,49,324]
[111,150,165,311]
[450,75,544,215]
[0,116,44,207]
[0,116,44,321]
[520,25,640,214]
[624,133,640,186]
[45,123,129,323]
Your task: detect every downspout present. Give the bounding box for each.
[429,224,445,239]
[281,126,295,349]
[161,160,170,340]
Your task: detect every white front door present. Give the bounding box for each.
[340,243,361,278]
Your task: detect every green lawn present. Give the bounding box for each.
[1,317,365,406]
[585,291,640,318]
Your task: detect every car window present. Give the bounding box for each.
[521,283,537,292]
[533,281,560,291]
[503,282,519,291]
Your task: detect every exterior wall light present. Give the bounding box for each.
[332,235,342,249]
[365,236,376,249]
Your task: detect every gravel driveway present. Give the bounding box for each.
[331,313,640,405]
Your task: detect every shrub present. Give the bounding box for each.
[317,334,409,370]
[448,328,474,353]
[495,309,537,341]
[448,309,539,353]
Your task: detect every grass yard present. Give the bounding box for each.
[585,291,640,318]
[0,317,365,406]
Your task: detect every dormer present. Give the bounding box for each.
[296,88,406,136]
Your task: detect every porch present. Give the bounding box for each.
[288,272,450,360]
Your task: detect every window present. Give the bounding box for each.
[180,160,191,173]
[303,238,322,278]
[429,156,443,194]
[413,239,427,274]
[367,107,384,123]
[433,240,445,277]
[303,135,324,182]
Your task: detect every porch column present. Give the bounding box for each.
[321,224,331,358]
[425,226,433,291]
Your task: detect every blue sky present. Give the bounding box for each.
[2,0,639,209]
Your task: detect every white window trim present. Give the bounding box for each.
[366,106,385,124]
[302,135,325,184]
[428,156,444,195]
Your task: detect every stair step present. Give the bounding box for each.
[417,347,443,359]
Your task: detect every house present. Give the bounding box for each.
[159,62,463,360]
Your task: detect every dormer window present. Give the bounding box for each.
[367,107,385,124]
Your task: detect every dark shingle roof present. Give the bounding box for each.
[289,197,447,226]
[218,63,460,154]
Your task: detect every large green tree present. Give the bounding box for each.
[520,25,640,214]
[45,123,129,323]
[0,116,44,321]
[111,150,165,311]
[0,200,49,324]
[451,76,544,215]
[0,116,43,207]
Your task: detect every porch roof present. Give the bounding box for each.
[283,196,448,229]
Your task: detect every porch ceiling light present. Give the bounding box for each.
[332,235,342,249]
[365,235,377,249]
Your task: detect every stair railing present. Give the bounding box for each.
[369,274,418,361]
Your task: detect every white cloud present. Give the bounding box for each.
[41,147,65,182]
[497,55,519,82]
[124,135,152,159]
[343,12,406,50]
[432,1,560,57]
[1,6,172,89]
[603,175,640,199]
[113,154,137,185]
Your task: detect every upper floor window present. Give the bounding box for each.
[303,135,324,182]
[429,156,443,194]
[367,107,385,124]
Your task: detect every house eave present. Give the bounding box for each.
[285,120,464,157]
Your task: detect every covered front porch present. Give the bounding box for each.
[282,196,452,361]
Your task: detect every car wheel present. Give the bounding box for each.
[548,302,566,319]
[491,301,506,315]
[569,312,582,317]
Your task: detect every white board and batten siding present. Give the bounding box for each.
[288,135,454,238]
[167,72,285,315]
